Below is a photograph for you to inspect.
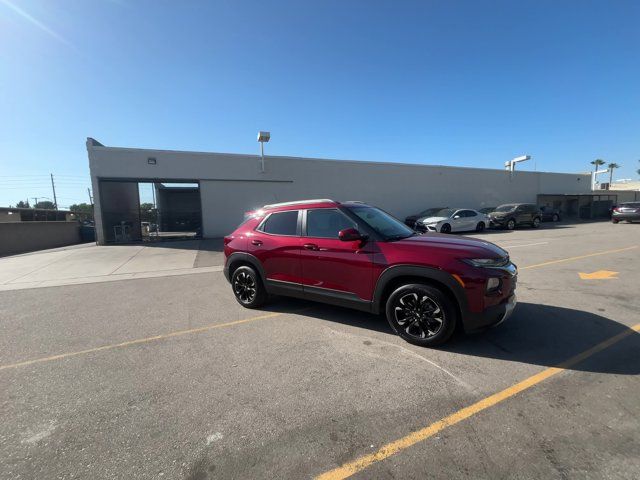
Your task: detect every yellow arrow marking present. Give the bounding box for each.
[578,270,619,280]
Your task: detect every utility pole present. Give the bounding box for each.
[32,197,39,221]
[87,187,93,207]
[50,174,58,209]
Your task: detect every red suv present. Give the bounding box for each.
[223,200,517,346]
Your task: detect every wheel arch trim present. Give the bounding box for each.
[224,252,266,283]
[371,265,468,317]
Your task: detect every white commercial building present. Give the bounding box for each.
[87,138,592,245]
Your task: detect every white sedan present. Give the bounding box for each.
[416,208,490,233]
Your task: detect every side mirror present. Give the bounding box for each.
[338,227,365,242]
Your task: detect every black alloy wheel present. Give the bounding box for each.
[506,219,516,230]
[440,223,452,234]
[231,266,267,308]
[385,284,456,347]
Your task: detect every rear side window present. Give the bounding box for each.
[306,209,355,238]
[258,210,299,235]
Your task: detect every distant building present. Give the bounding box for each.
[609,180,640,191]
[0,207,77,223]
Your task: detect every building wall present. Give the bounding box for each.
[0,222,81,257]
[0,211,18,223]
[87,140,592,242]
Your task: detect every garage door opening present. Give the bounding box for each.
[99,179,202,243]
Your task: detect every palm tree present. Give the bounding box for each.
[607,163,620,188]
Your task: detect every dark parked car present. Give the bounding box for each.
[488,203,541,230]
[538,206,561,222]
[404,207,446,229]
[612,202,640,223]
[224,199,517,347]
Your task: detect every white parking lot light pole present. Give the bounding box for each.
[257,131,270,173]
[504,155,531,172]
[592,168,609,190]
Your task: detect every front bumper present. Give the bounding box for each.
[489,217,507,227]
[464,292,517,332]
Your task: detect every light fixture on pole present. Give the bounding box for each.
[257,131,270,173]
[592,168,608,190]
[504,155,531,172]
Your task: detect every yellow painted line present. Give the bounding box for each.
[316,323,640,480]
[0,312,283,372]
[521,245,637,270]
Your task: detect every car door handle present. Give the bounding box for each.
[303,243,319,251]
[251,239,263,246]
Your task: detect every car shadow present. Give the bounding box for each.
[264,299,639,375]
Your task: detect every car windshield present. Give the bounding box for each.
[347,206,415,240]
[495,205,516,212]
[433,208,455,217]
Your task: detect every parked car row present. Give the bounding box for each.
[404,203,561,233]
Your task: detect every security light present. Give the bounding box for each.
[257,131,271,172]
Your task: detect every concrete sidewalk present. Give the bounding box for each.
[0,240,224,291]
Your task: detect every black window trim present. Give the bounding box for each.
[302,207,356,239]
[255,210,302,237]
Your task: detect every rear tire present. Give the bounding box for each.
[440,223,451,234]
[231,266,267,308]
[475,222,485,232]
[506,219,516,230]
[385,284,457,347]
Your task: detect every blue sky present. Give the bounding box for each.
[1,0,639,207]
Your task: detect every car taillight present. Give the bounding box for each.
[613,207,621,212]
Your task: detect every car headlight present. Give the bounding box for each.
[461,257,509,268]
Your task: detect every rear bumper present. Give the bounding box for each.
[612,213,640,221]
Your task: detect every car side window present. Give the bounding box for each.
[258,210,299,236]
[463,210,477,217]
[306,209,355,239]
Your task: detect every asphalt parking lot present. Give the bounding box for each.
[1,221,639,479]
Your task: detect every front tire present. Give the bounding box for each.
[231,266,267,308]
[532,217,541,228]
[552,214,559,222]
[440,223,452,234]
[385,284,457,347]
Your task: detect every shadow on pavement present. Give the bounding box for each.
[266,299,639,375]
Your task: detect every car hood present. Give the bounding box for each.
[393,234,508,258]
[489,211,511,218]
[419,216,449,224]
